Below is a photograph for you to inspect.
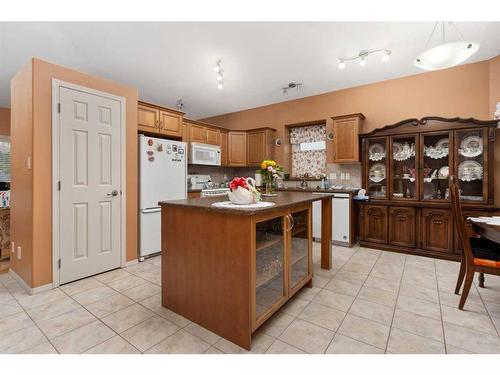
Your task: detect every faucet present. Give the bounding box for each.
[300,179,308,189]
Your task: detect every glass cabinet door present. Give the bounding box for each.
[366,138,388,199]
[421,132,452,201]
[455,128,486,203]
[390,135,417,199]
[255,216,286,319]
[289,209,311,292]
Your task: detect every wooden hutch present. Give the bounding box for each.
[358,117,499,261]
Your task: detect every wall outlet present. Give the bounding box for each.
[11,241,15,255]
[346,173,350,180]
[340,173,345,180]
[329,173,336,180]
[17,246,21,260]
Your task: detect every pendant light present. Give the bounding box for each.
[414,22,480,71]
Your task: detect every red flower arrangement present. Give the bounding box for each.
[229,177,248,191]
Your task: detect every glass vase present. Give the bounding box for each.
[265,181,274,195]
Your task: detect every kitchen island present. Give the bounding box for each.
[159,191,334,350]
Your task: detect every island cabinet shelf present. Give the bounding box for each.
[159,192,326,351]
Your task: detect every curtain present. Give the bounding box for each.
[290,125,326,178]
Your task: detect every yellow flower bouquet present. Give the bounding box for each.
[256,159,284,195]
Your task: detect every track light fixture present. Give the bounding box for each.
[214,60,224,90]
[338,49,391,69]
[282,82,303,96]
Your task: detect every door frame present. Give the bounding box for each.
[51,79,127,287]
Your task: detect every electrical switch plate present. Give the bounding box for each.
[340,173,345,180]
[346,173,350,180]
[330,173,336,180]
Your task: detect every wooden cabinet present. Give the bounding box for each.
[138,104,160,133]
[253,205,311,328]
[247,128,276,166]
[362,205,387,244]
[421,208,453,253]
[358,117,499,261]
[159,110,182,137]
[188,191,201,199]
[138,101,184,138]
[182,122,189,143]
[220,130,229,166]
[388,207,416,248]
[186,120,220,145]
[189,122,207,143]
[228,131,247,166]
[332,113,364,163]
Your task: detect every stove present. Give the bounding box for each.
[201,188,230,197]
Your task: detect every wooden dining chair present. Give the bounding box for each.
[450,175,500,310]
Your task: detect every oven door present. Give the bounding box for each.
[190,143,221,166]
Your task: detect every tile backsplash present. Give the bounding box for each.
[326,163,362,188]
[188,165,258,183]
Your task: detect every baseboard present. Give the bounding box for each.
[9,269,53,295]
[125,259,139,267]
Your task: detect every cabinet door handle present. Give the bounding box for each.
[289,215,295,232]
[159,121,163,130]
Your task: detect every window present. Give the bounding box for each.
[0,136,11,184]
[289,124,326,178]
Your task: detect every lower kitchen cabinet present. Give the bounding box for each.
[359,202,498,261]
[388,207,416,248]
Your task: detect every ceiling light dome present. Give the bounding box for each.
[414,41,480,71]
[414,22,480,71]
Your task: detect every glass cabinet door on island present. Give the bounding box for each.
[455,128,487,203]
[366,138,388,199]
[289,209,311,293]
[390,135,418,200]
[254,216,286,320]
[421,132,452,201]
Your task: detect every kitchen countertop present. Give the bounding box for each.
[159,191,335,215]
[187,188,202,193]
[276,187,359,194]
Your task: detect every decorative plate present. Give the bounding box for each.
[393,141,415,161]
[437,166,449,179]
[424,138,449,159]
[368,143,386,161]
[458,135,483,158]
[458,160,483,181]
[369,163,386,183]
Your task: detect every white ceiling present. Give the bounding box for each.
[0,22,499,119]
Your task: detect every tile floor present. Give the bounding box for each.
[1,244,500,354]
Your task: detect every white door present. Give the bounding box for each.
[58,86,123,284]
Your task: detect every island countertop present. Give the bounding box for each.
[159,191,335,215]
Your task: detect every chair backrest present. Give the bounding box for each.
[449,175,474,264]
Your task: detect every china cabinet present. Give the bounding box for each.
[359,117,499,261]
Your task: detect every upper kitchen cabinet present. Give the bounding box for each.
[228,131,247,166]
[247,128,276,166]
[138,103,160,133]
[331,113,365,163]
[138,101,184,138]
[186,119,220,145]
[220,129,229,166]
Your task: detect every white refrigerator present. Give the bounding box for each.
[139,135,187,258]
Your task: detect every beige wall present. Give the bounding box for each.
[11,58,138,288]
[202,57,500,202]
[0,107,10,136]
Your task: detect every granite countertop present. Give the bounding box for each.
[159,191,335,215]
[276,187,358,194]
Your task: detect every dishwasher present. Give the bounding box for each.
[312,193,351,246]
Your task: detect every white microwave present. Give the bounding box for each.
[189,142,221,166]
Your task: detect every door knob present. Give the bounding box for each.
[107,190,119,197]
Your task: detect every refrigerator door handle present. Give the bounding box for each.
[140,208,162,214]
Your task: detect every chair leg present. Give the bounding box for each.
[459,269,474,310]
[478,273,485,288]
[455,257,466,295]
